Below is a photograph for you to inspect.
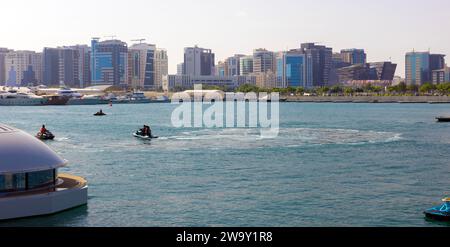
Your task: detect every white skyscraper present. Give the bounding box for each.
[5,51,42,86]
[155,49,168,90]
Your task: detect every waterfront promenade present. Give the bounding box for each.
[285,95,450,103]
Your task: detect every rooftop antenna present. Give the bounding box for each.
[131,39,146,44]
[104,35,117,40]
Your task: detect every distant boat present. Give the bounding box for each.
[42,95,70,105]
[150,95,170,103]
[111,91,152,104]
[128,91,152,104]
[67,95,109,105]
[94,111,107,116]
[56,88,83,98]
[0,90,47,106]
[436,116,450,122]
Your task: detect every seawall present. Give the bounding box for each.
[285,96,450,103]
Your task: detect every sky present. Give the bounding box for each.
[1,0,450,76]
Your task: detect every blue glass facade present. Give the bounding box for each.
[406,52,430,85]
[277,52,312,88]
[286,56,303,87]
[144,50,155,89]
[91,39,128,87]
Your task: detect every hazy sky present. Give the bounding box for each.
[1,0,450,76]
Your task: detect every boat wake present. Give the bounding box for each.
[46,127,402,153]
[152,128,402,150]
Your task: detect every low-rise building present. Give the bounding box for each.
[163,75,256,91]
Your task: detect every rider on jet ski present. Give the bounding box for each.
[40,125,48,134]
[140,125,152,137]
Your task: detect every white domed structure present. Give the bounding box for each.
[0,124,88,220]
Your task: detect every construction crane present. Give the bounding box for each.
[131,39,146,44]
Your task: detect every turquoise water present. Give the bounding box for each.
[0,103,450,227]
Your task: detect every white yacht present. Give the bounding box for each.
[0,124,88,220]
[56,88,83,98]
[128,91,151,103]
[111,91,151,104]
[0,90,47,106]
[67,95,109,105]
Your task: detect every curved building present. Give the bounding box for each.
[0,124,88,220]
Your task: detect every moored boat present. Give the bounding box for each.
[112,91,152,104]
[67,95,109,105]
[127,91,152,104]
[0,90,47,106]
[42,95,70,105]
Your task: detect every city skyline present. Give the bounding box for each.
[1,0,450,77]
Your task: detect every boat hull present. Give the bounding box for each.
[42,96,69,105]
[437,117,450,122]
[133,133,158,139]
[0,98,47,106]
[424,210,450,221]
[133,133,151,139]
[68,98,109,105]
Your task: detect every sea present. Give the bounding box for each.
[0,102,449,227]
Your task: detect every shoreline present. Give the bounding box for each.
[284,95,450,104]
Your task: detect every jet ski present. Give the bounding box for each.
[36,131,55,140]
[133,130,158,139]
[436,116,450,122]
[94,111,106,116]
[424,198,450,221]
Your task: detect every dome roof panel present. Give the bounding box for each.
[0,124,67,174]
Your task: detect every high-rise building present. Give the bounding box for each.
[154,48,168,90]
[68,45,91,88]
[430,54,446,71]
[4,51,43,87]
[225,54,245,76]
[216,61,226,77]
[239,56,253,75]
[0,48,12,85]
[43,48,60,86]
[128,43,155,90]
[405,51,445,85]
[183,46,215,76]
[253,49,275,73]
[177,63,184,75]
[300,43,333,87]
[91,38,128,87]
[43,47,82,87]
[276,50,313,88]
[59,48,80,88]
[432,67,450,84]
[332,52,351,69]
[340,49,367,65]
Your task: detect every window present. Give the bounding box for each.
[0,173,26,192]
[27,169,55,189]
